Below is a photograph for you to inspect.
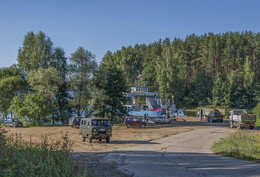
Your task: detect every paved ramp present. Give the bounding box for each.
[105,128,260,177]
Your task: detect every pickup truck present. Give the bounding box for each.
[229,109,256,129]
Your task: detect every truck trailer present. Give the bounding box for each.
[229,109,256,129]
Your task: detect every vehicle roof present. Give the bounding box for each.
[232,109,246,115]
[81,117,110,121]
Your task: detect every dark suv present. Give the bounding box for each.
[68,117,82,128]
[3,119,23,128]
[124,116,147,128]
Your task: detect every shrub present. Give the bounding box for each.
[0,128,90,177]
[253,102,260,126]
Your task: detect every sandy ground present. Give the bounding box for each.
[3,116,259,177]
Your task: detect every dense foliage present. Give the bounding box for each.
[1,31,127,124]
[101,31,260,109]
[0,30,260,124]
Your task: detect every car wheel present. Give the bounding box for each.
[127,124,131,128]
[250,125,254,129]
[99,137,102,142]
[106,137,110,143]
[140,124,145,128]
[82,136,86,142]
[88,136,92,143]
[75,124,80,129]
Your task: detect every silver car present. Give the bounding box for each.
[3,119,23,128]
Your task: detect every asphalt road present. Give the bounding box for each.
[105,127,260,177]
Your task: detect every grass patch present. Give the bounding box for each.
[212,132,260,162]
[186,110,197,117]
[0,128,91,177]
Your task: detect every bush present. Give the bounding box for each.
[186,110,197,117]
[253,102,260,126]
[212,132,260,162]
[0,128,90,177]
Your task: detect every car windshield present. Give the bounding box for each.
[91,120,110,126]
[233,110,245,115]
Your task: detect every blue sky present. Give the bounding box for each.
[1,0,260,67]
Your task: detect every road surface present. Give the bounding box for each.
[105,127,260,177]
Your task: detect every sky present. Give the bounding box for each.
[1,0,260,67]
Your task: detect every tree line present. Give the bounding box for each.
[0,31,127,125]
[1,31,259,125]
[101,31,260,110]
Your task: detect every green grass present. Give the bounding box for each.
[0,129,91,177]
[212,132,260,162]
[256,118,260,127]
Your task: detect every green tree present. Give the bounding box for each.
[242,56,256,109]
[90,68,109,117]
[193,69,211,107]
[9,94,47,125]
[28,67,63,124]
[28,67,63,101]
[212,73,227,107]
[17,31,53,74]
[0,65,26,119]
[225,70,242,108]
[51,47,71,124]
[96,66,127,121]
[68,47,97,116]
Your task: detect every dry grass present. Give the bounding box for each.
[0,128,91,177]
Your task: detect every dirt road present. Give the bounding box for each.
[4,116,260,176]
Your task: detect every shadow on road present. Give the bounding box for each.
[103,150,260,177]
[109,140,159,145]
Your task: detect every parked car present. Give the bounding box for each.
[68,117,82,128]
[124,116,147,128]
[153,117,171,124]
[79,117,112,143]
[3,119,23,128]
